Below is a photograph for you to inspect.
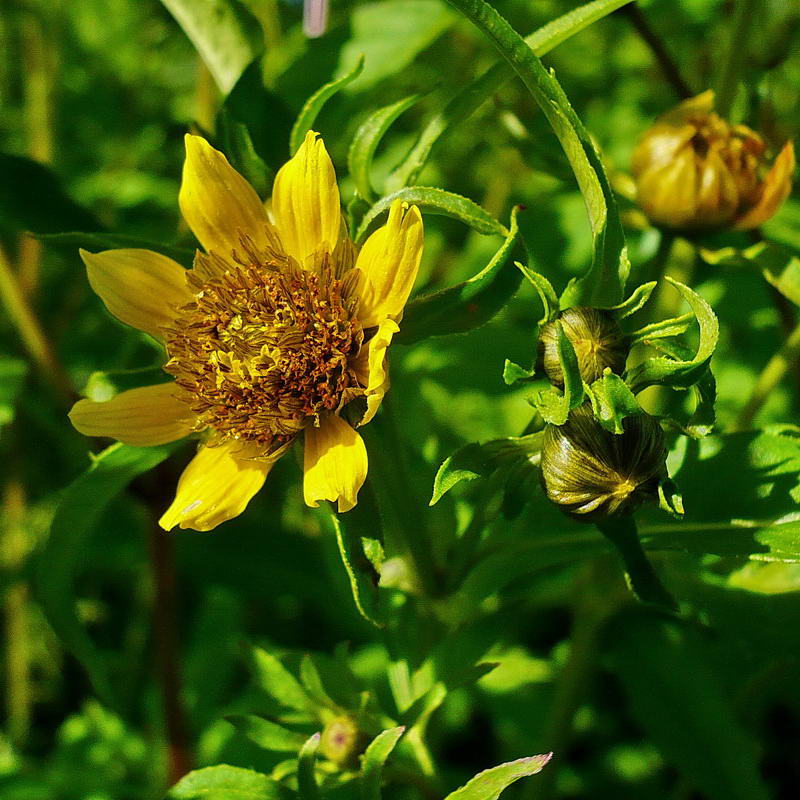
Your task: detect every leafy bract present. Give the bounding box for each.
[290,57,366,156]
[355,187,507,243]
[585,370,641,434]
[349,93,424,201]
[625,277,719,392]
[35,443,183,709]
[444,754,553,800]
[516,262,559,324]
[159,0,262,94]
[398,206,521,343]
[532,323,584,424]
[167,765,283,800]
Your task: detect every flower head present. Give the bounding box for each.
[632,90,795,232]
[69,132,423,530]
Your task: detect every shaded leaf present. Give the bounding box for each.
[532,323,584,424]
[0,358,28,431]
[246,646,314,713]
[226,715,308,753]
[297,733,322,800]
[38,232,194,268]
[360,727,406,800]
[218,110,272,196]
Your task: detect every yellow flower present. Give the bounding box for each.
[632,90,795,232]
[69,132,424,530]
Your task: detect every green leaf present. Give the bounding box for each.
[355,187,507,243]
[336,0,454,92]
[349,93,424,201]
[289,57,366,156]
[532,323,584,425]
[397,206,521,343]
[628,313,695,345]
[441,0,628,308]
[38,232,194,268]
[516,262,559,324]
[0,153,101,234]
[218,110,272,197]
[297,733,322,800]
[444,754,552,800]
[226,715,308,753]
[167,765,283,799]
[389,0,634,188]
[246,646,314,713]
[430,433,542,505]
[584,370,641,434]
[34,443,182,709]
[0,358,28,431]
[299,654,337,710]
[625,277,719,393]
[606,609,770,800]
[360,727,406,800]
[610,280,657,319]
[502,359,536,386]
[159,0,262,94]
[327,499,385,627]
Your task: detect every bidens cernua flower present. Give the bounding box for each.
[633,90,795,232]
[69,132,423,531]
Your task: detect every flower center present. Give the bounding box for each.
[163,242,364,453]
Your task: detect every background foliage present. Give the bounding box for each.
[1,0,800,798]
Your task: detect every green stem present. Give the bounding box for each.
[715,0,761,118]
[596,515,678,611]
[732,320,800,432]
[622,5,693,99]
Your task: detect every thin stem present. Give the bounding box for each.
[621,5,693,99]
[715,0,761,118]
[148,524,192,784]
[732,320,800,432]
[597,515,678,611]
[0,244,73,404]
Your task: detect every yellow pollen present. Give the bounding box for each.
[162,237,364,454]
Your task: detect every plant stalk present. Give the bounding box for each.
[597,515,678,611]
[732,319,800,432]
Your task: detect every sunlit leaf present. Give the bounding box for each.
[444,753,552,800]
[516,262,559,324]
[584,370,641,434]
[226,715,308,753]
[532,323,584,424]
[246,646,315,713]
[360,727,406,800]
[167,765,283,799]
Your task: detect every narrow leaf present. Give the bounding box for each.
[398,205,521,343]
[290,57,365,155]
[516,262,559,324]
[349,93,424,200]
[246,646,314,713]
[297,733,322,800]
[444,754,553,800]
[610,280,657,319]
[226,714,308,753]
[360,727,406,800]
[355,187,507,243]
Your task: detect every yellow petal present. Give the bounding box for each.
[69,383,194,446]
[159,440,275,532]
[303,415,367,513]
[81,248,190,339]
[272,131,341,263]
[734,141,796,230]
[352,318,399,426]
[356,201,424,328]
[661,89,715,125]
[179,134,274,256]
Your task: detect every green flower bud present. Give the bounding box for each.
[538,307,629,387]
[319,715,366,767]
[541,404,666,520]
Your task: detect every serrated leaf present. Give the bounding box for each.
[360,727,406,800]
[297,733,322,800]
[355,187,506,243]
[532,323,584,424]
[289,57,365,156]
[610,280,657,319]
[246,646,314,713]
[349,93,424,201]
[607,609,770,800]
[516,262,559,324]
[389,0,634,189]
[585,370,641,434]
[397,205,520,343]
[35,442,182,710]
[625,277,719,393]
[430,433,542,505]
[167,765,283,799]
[160,0,261,94]
[444,754,552,800]
[226,715,308,753]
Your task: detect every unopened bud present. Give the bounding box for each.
[541,405,666,520]
[319,715,366,767]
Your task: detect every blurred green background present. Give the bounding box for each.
[2,0,800,798]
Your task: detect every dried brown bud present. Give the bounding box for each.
[633,90,795,232]
[541,405,666,520]
[538,307,629,387]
